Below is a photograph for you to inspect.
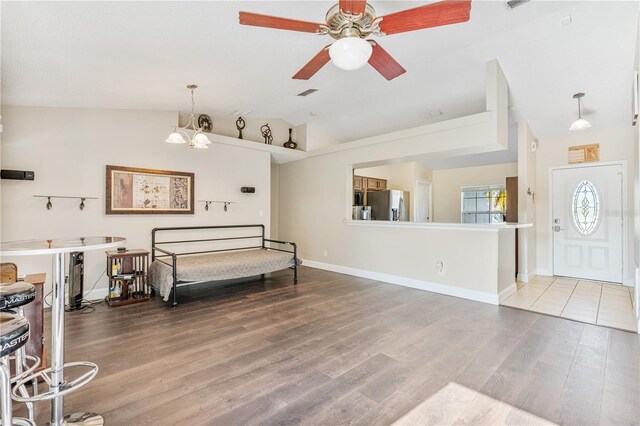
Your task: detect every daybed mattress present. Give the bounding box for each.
[149,248,294,301]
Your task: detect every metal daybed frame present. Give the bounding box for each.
[151,224,298,306]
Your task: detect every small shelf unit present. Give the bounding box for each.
[105,249,151,307]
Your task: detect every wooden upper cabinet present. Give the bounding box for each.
[353,176,363,191]
[354,175,387,192]
[366,178,379,190]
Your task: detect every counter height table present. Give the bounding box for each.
[1,237,126,426]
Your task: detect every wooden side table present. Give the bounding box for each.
[105,249,150,307]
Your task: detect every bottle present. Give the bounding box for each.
[112,262,118,277]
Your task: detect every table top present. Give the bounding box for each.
[0,237,126,256]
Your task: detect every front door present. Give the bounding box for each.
[552,164,623,283]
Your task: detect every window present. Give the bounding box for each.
[572,180,600,235]
[461,185,506,224]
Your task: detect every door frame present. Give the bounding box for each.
[548,160,628,284]
[414,179,433,222]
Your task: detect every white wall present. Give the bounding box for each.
[276,60,510,302]
[517,122,537,281]
[295,122,340,152]
[431,162,518,223]
[0,105,272,297]
[534,126,636,285]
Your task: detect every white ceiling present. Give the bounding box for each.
[2,1,638,156]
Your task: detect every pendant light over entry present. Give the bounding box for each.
[569,92,592,131]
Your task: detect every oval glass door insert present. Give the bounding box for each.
[572,180,600,236]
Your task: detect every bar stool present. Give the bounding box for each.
[0,282,40,423]
[0,311,34,426]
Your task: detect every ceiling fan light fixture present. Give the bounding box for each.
[329,37,372,71]
[569,92,592,131]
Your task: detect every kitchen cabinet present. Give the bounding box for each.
[353,175,387,206]
[366,178,379,190]
[353,176,363,191]
[355,176,386,191]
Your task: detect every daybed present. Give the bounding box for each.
[149,225,298,306]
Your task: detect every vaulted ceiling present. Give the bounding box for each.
[2,1,637,148]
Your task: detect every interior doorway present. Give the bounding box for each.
[414,180,432,222]
[551,163,624,283]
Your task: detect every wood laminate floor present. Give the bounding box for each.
[22,267,640,425]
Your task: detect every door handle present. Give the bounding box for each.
[553,225,564,232]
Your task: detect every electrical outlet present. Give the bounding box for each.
[436,261,445,275]
[323,249,328,257]
[259,210,264,217]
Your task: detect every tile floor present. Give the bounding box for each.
[502,276,637,332]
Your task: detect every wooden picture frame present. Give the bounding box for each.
[106,165,194,214]
[568,143,600,164]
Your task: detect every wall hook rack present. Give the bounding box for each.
[34,195,98,211]
[198,200,236,212]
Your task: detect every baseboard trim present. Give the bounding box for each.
[302,259,499,305]
[536,268,553,277]
[498,282,517,303]
[517,269,538,283]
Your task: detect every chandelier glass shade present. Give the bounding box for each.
[329,37,373,71]
[166,84,212,149]
[569,92,592,131]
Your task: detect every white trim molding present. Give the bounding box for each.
[516,268,537,283]
[498,282,518,303]
[302,259,500,305]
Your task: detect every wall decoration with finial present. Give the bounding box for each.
[198,114,213,133]
[236,117,245,139]
[260,124,273,145]
[283,128,297,150]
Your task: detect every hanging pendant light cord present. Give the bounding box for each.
[577,97,582,119]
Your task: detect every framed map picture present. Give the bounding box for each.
[106,165,194,214]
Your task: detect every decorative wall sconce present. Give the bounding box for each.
[199,200,236,212]
[34,195,98,210]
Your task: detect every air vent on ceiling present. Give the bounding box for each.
[297,89,318,97]
[506,0,529,9]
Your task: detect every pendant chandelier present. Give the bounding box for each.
[569,92,592,131]
[165,84,212,149]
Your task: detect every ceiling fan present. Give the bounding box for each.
[239,0,472,81]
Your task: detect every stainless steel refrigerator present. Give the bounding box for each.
[369,190,410,221]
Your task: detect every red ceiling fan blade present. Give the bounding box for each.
[339,0,367,15]
[368,41,406,81]
[239,11,324,33]
[293,46,331,80]
[378,0,472,35]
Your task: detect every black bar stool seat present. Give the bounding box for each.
[0,281,36,311]
[0,311,29,358]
